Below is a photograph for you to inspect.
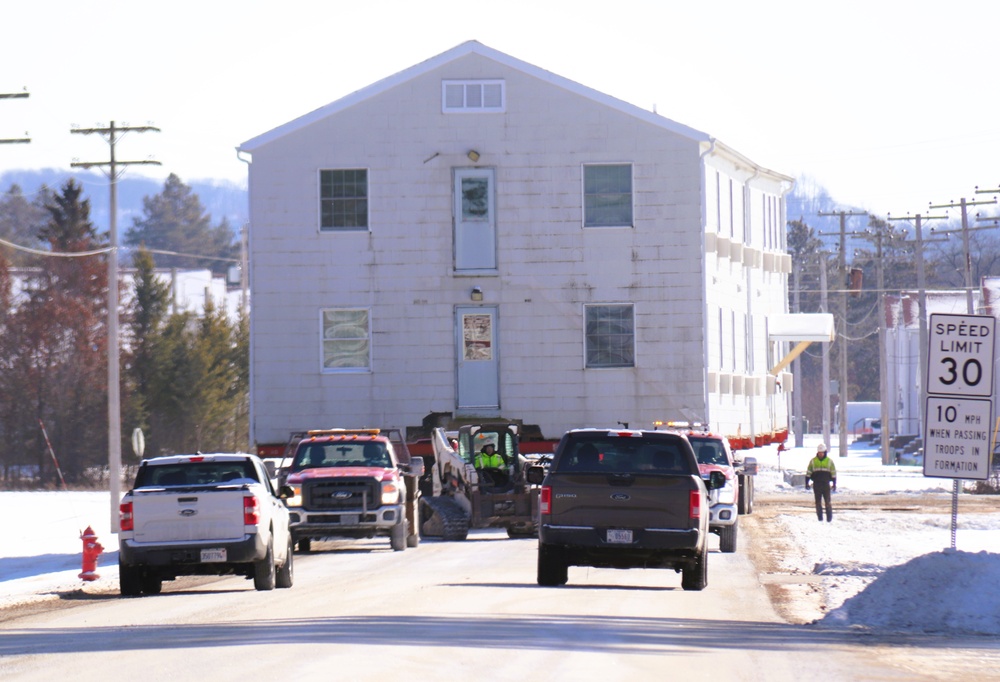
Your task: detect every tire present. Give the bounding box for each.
[119,559,142,597]
[254,536,276,591]
[537,544,568,586]
[681,551,708,591]
[390,519,407,552]
[141,573,162,595]
[297,538,311,553]
[719,522,738,553]
[276,535,294,589]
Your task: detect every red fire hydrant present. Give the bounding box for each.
[79,526,104,582]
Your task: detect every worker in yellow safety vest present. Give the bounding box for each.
[805,443,837,522]
[475,443,504,469]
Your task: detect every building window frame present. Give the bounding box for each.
[583,163,634,228]
[584,303,636,369]
[320,169,368,231]
[442,79,505,113]
[321,308,371,372]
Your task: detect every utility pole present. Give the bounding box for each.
[819,209,867,458]
[886,212,947,439]
[819,255,831,449]
[0,90,30,145]
[928,192,997,550]
[858,218,906,464]
[71,121,160,533]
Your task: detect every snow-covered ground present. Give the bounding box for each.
[2,435,999,636]
[751,435,1000,635]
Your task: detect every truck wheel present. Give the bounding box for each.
[681,551,708,591]
[390,519,407,551]
[537,545,568,586]
[141,573,162,595]
[254,537,276,590]
[276,535,294,588]
[719,522,738,553]
[119,559,142,597]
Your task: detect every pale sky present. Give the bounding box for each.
[2,0,998,219]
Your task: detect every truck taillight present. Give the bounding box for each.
[120,501,134,531]
[540,485,551,515]
[689,490,701,519]
[243,495,260,525]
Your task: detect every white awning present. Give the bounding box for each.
[768,313,835,342]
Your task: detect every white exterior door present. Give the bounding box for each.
[456,306,499,411]
[454,168,496,270]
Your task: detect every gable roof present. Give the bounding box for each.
[238,40,712,153]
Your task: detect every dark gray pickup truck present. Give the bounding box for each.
[527,428,724,590]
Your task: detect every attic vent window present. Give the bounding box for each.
[442,80,505,113]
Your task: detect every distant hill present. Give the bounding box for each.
[0,169,248,236]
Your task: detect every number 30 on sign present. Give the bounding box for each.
[927,313,995,398]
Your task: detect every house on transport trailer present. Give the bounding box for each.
[238,40,799,449]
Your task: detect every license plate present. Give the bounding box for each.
[201,548,227,562]
[606,529,633,544]
[339,514,358,525]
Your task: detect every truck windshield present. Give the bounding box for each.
[688,438,728,466]
[292,441,390,469]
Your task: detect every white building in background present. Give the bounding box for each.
[238,40,797,447]
[884,285,998,437]
[120,268,245,324]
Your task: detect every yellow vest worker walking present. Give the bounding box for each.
[806,443,837,522]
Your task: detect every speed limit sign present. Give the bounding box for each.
[927,313,995,398]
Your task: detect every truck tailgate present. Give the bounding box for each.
[132,488,248,543]
[549,473,696,529]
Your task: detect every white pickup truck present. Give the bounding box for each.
[118,453,294,596]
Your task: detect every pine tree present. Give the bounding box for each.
[124,173,237,275]
[0,180,108,484]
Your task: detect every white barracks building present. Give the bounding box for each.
[238,41,803,448]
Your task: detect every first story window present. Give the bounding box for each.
[321,308,370,370]
[584,163,633,227]
[585,304,635,368]
[320,169,368,230]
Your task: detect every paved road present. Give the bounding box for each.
[0,528,919,681]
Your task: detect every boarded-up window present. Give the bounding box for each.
[585,304,635,368]
[322,308,370,370]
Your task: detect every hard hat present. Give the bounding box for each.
[817,443,828,452]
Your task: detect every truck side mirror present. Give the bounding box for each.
[407,456,425,478]
[706,470,726,490]
[278,485,295,499]
[741,457,758,475]
[526,466,546,485]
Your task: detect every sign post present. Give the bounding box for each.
[924,313,995,549]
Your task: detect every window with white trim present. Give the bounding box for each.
[320,169,368,231]
[442,80,505,112]
[321,308,370,371]
[585,304,635,368]
[583,164,633,227]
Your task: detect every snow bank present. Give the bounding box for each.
[822,550,1000,634]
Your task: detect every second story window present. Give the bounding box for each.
[583,164,633,227]
[320,169,368,231]
[442,80,505,113]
